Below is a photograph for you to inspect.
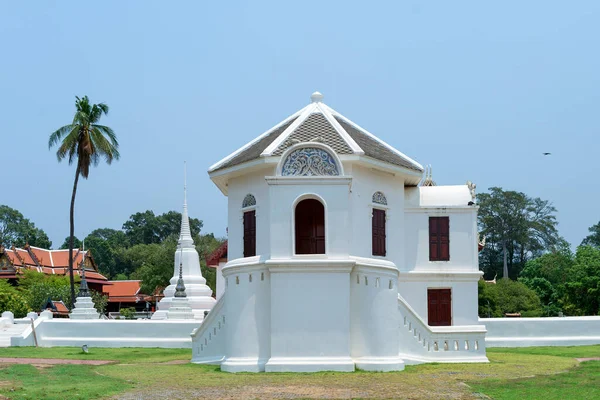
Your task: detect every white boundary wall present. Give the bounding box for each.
[11,317,200,348]
[483,316,600,347]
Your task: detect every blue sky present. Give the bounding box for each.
[1,1,599,249]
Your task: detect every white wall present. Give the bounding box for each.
[228,167,274,260]
[12,319,200,348]
[346,165,405,266]
[404,209,478,273]
[266,180,351,258]
[399,276,480,325]
[483,316,600,347]
[215,262,225,301]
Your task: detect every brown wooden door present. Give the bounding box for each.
[295,199,325,254]
[427,288,452,326]
[243,210,256,257]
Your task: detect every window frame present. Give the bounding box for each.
[429,216,450,262]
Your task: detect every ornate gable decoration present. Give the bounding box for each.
[242,194,257,208]
[281,147,339,177]
[372,191,387,205]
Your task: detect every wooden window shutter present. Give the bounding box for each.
[429,216,449,261]
[243,210,256,257]
[372,209,386,256]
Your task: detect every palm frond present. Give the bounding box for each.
[90,127,119,164]
[93,125,119,147]
[48,125,74,149]
[55,126,80,163]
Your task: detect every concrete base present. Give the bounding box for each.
[69,297,99,320]
[353,356,405,372]
[221,357,267,373]
[264,357,355,373]
[167,298,195,320]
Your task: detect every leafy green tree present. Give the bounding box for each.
[0,280,30,318]
[478,187,561,280]
[0,205,52,249]
[478,278,543,317]
[48,95,120,305]
[90,289,108,315]
[113,273,129,281]
[59,236,82,250]
[18,270,75,310]
[564,246,600,316]
[195,233,225,294]
[123,210,203,246]
[83,229,130,279]
[581,222,600,248]
[126,238,178,295]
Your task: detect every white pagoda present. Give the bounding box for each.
[152,165,216,320]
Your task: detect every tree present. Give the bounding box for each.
[18,270,75,311]
[581,222,600,248]
[564,246,600,316]
[0,205,52,249]
[127,239,178,295]
[478,279,543,318]
[48,95,120,305]
[478,187,561,280]
[123,210,203,246]
[0,280,30,318]
[59,236,82,250]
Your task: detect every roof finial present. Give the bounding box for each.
[422,165,437,186]
[310,91,323,103]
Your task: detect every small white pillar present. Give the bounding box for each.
[1,311,14,323]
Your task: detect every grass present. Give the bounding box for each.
[0,345,597,399]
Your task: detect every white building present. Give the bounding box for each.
[192,92,487,372]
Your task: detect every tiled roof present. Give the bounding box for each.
[216,118,297,171]
[334,117,422,171]
[272,113,353,155]
[103,280,142,302]
[209,94,423,174]
[207,241,228,267]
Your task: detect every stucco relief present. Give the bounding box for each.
[281,147,339,176]
[372,191,387,205]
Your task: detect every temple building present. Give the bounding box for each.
[0,244,108,292]
[191,92,487,372]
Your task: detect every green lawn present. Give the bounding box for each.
[0,345,597,399]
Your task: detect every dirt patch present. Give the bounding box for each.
[0,358,115,366]
[576,357,600,362]
[161,360,189,365]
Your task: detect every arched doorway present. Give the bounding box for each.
[295,199,325,254]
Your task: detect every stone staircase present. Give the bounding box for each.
[0,323,29,347]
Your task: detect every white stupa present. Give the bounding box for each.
[152,163,216,320]
[70,248,100,320]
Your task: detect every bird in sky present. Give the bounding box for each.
[543,152,551,156]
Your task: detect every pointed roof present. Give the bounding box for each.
[209,92,423,174]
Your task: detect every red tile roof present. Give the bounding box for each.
[103,280,146,303]
[206,241,228,267]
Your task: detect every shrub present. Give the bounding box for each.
[0,281,30,318]
[479,278,543,317]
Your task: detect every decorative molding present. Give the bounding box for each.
[281,147,340,176]
[242,194,256,208]
[372,191,387,205]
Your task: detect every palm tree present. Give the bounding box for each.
[49,96,120,305]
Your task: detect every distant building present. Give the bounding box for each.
[0,244,108,293]
[103,280,152,314]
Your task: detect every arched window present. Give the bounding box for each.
[242,194,256,257]
[295,199,325,254]
[242,194,256,208]
[372,191,387,205]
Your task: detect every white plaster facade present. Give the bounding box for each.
[192,92,487,372]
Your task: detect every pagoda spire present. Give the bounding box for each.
[179,161,194,248]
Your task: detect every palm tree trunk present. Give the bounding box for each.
[502,240,509,280]
[68,165,81,306]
